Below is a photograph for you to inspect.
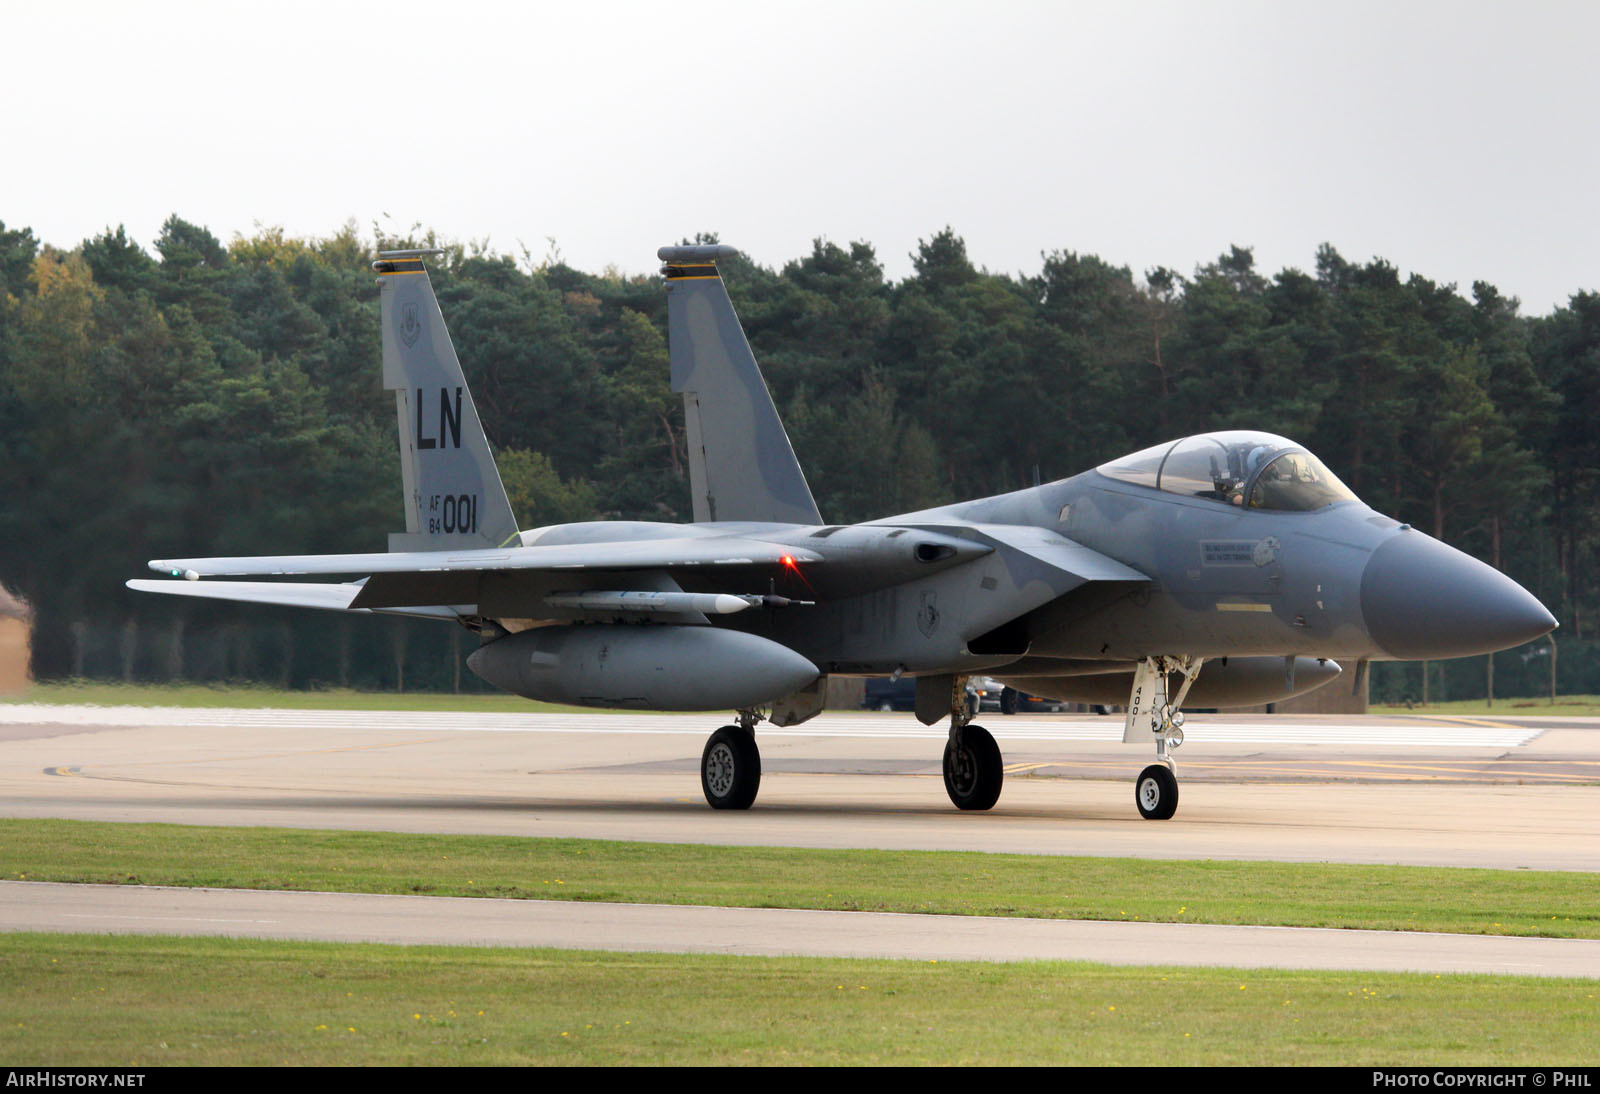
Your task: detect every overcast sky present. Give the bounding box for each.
[6,0,1596,314]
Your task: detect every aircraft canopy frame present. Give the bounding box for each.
[1096,431,1359,512]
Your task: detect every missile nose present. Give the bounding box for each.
[1360,531,1556,659]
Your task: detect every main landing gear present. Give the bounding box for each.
[1127,656,1203,821]
[698,677,1009,813]
[701,709,762,810]
[944,676,1002,811]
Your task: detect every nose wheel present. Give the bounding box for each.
[1134,703,1185,820]
[1135,763,1178,820]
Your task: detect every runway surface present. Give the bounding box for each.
[2,704,1596,974]
[1,705,1595,870]
[6,880,1597,978]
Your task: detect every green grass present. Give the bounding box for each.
[1377,695,1600,718]
[12,678,1600,717]
[5,819,1596,939]
[2,934,1594,1066]
[2,680,591,713]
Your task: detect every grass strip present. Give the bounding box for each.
[1,681,592,713]
[4,819,1596,938]
[1,934,1594,1066]
[1374,696,1600,717]
[12,680,1600,716]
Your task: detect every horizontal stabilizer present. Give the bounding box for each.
[125,579,461,621]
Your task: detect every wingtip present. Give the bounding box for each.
[147,562,199,580]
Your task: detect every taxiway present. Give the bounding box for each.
[6,879,1597,978]
[1,706,1595,871]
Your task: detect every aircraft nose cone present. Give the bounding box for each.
[1360,531,1556,659]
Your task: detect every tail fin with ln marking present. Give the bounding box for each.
[660,244,822,526]
[374,249,520,551]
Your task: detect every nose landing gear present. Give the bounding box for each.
[1125,657,1203,821]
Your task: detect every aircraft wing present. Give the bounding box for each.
[149,537,823,579]
[142,536,826,616]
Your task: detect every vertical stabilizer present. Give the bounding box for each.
[374,250,520,551]
[660,244,822,525]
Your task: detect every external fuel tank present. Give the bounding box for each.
[466,625,819,711]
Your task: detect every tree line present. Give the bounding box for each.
[1,215,1595,702]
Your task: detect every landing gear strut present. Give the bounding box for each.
[1126,657,1202,821]
[701,709,762,810]
[943,675,1002,811]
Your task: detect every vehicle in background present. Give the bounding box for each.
[973,676,1004,712]
[999,686,1064,714]
[998,686,1110,715]
[866,677,978,716]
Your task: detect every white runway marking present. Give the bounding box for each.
[0,704,1542,748]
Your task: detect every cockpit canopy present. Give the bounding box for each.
[1096,431,1359,512]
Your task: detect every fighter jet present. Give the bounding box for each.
[130,244,1557,820]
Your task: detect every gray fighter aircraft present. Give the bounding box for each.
[130,245,1557,820]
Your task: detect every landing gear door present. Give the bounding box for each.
[1123,660,1166,743]
[771,676,828,728]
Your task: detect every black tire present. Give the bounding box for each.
[702,726,761,810]
[877,700,894,712]
[1135,763,1178,820]
[943,724,1003,811]
[1000,687,1019,716]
